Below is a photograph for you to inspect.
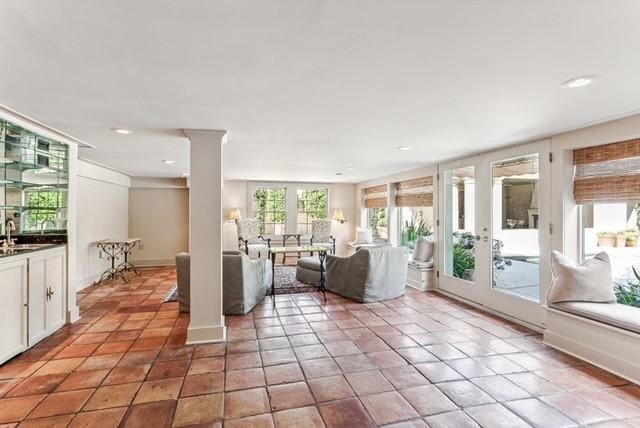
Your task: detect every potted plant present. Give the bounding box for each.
[626,229,639,247]
[401,214,432,249]
[596,231,616,248]
[452,244,475,280]
[616,231,628,247]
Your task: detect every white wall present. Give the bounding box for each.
[76,160,130,290]
[222,180,356,256]
[129,178,189,266]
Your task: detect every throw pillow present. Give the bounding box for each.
[413,236,434,262]
[547,251,615,304]
[355,227,373,244]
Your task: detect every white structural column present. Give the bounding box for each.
[492,177,504,233]
[463,177,475,232]
[451,182,459,231]
[66,142,80,322]
[184,129,227,344]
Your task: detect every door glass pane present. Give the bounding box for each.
[444,167,476,282]
[491,154,540,300]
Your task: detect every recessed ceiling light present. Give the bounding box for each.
[162,160,176,164]
[397,145,412,151]
[112,128,133,135]
[560,75,598,89]
[336,172,343,176]
[347,167,355,171]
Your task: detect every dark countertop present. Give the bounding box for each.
[0,243,67,259]
[0,234,68,245]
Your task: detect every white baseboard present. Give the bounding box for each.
[76,273,101,291]
[130,258,175,267]
[66,305,80,324]
[187,324,227,344]
[435,289,544,333]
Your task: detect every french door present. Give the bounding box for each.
[438,140,551,328]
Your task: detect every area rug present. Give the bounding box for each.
[164,286,178,302]
[273,265,318,294]
[162,267,318,300]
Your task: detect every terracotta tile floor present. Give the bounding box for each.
[1,266,640,427]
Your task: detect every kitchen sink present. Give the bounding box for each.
[10,244,52,250]
[0,243,56,256]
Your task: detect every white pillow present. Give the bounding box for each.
[547,251,615,304]
[355,227,373,244]
[413,236,434,262]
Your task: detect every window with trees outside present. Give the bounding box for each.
[400,207,433,249]
[22,190,67,232]
[296,188,328,235]
[368,207,388,240]
[252,188,286,236]
[573,139,640,308]
[581,201,640,308]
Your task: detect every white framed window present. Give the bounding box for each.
[367,207,388,240]
[399,206,434,249]
[251,187,286,236]
[296,188,329,235]
[580,201,640,307]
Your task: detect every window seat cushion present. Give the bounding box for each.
[550,301,640,335]
[409,260,434,270]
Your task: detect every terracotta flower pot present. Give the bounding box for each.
[597,236,616,247]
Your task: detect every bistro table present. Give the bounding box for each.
[94,238,141,284]
[280,233,303,264]
[269,245,328,302]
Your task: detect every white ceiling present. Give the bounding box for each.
[1,1,640,182]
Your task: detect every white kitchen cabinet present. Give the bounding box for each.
[0,246,67,364]
[28,247,66,346]
[0,259,28,364]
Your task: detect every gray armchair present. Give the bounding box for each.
[326,247,409,302]
[176,252,190,313]
[223,250,272,314]
[174,251,272,315]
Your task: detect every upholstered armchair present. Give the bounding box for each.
[310,219,336,254]
[175,251,271,315]
[326,246,409,302]
[236,218,271,259]
[223,251,272,315]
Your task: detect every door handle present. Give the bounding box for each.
[46,287,53,301]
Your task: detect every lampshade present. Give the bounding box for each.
[332,209,346,223]
[228,208,241,221]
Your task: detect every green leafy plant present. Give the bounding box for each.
[401,214,432,248]
[452,244,475,280]
[615,266,640,307]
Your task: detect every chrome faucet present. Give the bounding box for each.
[40,219,56,235]
[6,220,16,247]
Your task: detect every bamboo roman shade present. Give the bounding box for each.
[395,176,434,207]
[574,138,640,203]
[363,185,388,208]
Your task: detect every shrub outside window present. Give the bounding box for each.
[399,206,433,249]
[368,207,388,240]
[252,188,286,236]
[296,188,328,235]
